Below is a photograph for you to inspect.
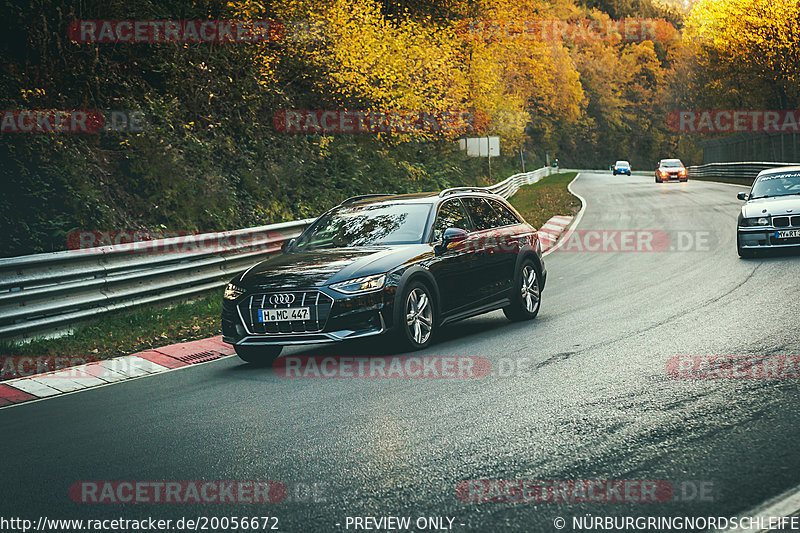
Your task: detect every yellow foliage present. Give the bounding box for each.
[687,0,800,105]
[229,0,586,150]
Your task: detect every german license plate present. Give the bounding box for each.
[258,307,310,322]
[776,230,800,239]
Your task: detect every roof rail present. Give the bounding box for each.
[339,194,390,205]
[439,187,490,197]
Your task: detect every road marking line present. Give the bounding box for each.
[715,483,800,532]
[544,172,587,257]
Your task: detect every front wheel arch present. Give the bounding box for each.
[514,249,545,292]
[393,267,441,327]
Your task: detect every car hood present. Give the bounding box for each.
[237,245,431,290]
[742,196,800,218]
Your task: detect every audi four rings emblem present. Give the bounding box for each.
[269,293,295,305]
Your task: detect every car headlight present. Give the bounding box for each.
[679,169,687,175]
[741,217,770,227]
[330,274,386,294]
[224,283,246,300]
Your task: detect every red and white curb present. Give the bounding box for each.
[537,215,574,252]
[0,336,234,408]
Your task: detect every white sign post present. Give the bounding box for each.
[459,136,500,179]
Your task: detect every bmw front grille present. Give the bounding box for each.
[772,216,800,228]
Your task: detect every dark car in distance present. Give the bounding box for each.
[222,189,547,363]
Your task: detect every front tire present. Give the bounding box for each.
[503,260,542,321]
[396,281,435,350]
[235,345,283,365]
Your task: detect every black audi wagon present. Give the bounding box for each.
[222,188,547,363]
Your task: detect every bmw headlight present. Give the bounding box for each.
[741,217,770,227]
[330,274,386,294]
[224,283,246,300]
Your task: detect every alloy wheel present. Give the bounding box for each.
[521,265,540,313]
[406,287,433,345]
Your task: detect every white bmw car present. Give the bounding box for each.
[737,166,800,257]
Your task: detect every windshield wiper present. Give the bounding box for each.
[753,193,800,199]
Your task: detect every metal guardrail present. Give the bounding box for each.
[0,220,314,340]
[688,161,799,180]
[487,166,552,198]
[0,167,552,340]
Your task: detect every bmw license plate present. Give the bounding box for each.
[776,230,800,239]
[258,307,310,322]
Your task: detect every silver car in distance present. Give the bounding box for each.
[737,166,800,258]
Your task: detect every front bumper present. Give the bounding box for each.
[222,287,392,346]
[657,173,686,181]
[738,227,800,250]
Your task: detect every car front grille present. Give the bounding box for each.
[239,291,334,334]
[772,216,800,228]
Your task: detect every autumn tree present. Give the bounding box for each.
[686,0,800,109]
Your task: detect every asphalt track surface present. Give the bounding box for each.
[3,171,800,532]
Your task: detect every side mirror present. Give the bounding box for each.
[281,238,295,252]
[436,228,468,254]
[737,192,748,201]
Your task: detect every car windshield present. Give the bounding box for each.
[750,171,800,198]
[616,161,630,166]
[294,202,431,250]
[661,160,684,168]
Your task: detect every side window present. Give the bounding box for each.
[488,199,521,226]
[461,197,504,231]
[432,200,472,241]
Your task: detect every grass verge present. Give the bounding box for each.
[0,293,222,373]
[507,172,581,229]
